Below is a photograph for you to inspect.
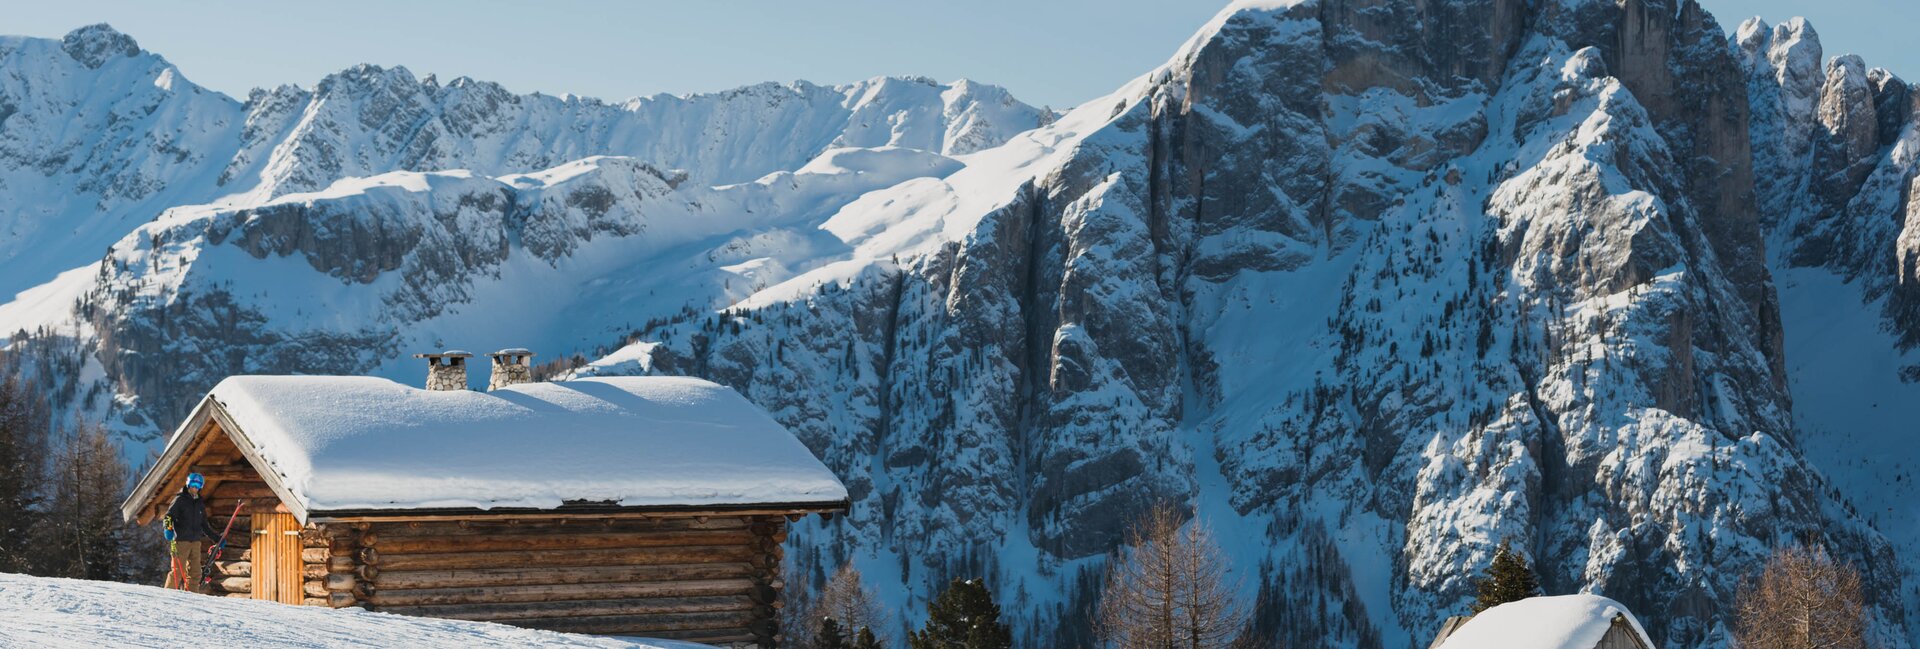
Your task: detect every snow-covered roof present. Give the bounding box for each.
[1435,595,1654,649]
[135,375,847,520]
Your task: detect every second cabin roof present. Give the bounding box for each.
[154,375,848,520]
[1434,594,1654,649]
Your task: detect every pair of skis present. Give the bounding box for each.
[200,499,248,588]
[164,499,247,591]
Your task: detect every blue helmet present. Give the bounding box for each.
[186,473,205,490]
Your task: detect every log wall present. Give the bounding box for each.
[359,515,787,648]
[190,447,798,646]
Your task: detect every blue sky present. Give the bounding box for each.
[5,0,1915,109]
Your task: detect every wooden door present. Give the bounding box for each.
[251,511,303,604]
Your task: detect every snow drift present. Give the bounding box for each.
[0,572,714,648]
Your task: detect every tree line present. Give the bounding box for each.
[787,502,1250,649]
[788,502,1875,649]
[0,354,161,583]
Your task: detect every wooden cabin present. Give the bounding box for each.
[122,353,848,648]
[1428,594,1657,649]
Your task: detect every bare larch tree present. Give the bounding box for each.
[787,562,891,648]
[1096,503,1249,649]
[1733,545,1867,649]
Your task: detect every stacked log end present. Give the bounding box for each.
[308,524,367,608]
[746,516,787,648]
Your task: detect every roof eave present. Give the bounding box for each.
[120,394,216,523]
[120,395,312,525]
[306,498,852,523]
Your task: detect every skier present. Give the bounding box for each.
[163,472,220,593]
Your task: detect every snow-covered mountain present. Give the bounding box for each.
[1,3,1916,648]
[0,24,1049,303]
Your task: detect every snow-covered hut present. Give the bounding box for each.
[121,358,849,649]
[1428,594,1657,649]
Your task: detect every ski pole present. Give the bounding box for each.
[164,517,183,590]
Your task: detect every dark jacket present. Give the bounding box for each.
[165,488,221,542]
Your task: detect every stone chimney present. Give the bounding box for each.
[485,349,534,391]
[413,350,472,391]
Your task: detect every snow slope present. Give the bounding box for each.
[0,572,713,649]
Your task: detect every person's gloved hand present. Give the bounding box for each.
[163,528,176,541]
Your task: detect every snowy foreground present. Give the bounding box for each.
[0,572,713,649]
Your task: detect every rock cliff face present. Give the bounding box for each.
[1739,15,1920,642]
[1,3,1916,648]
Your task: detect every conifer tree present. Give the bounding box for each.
[909,578,1013,649]
[814,617,849,649]
[853,626,882,649]
[0,367,49,573]
[1471,539,1540,613]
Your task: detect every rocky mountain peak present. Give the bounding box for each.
[59,23,140,69]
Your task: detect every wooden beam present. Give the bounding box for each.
[212,561,250,577]
[372,562,755,590]
[608,631,759,646]
[324,573,356,592]
[187,465,257,480]
[513,610,756,635]
[366,578,755,607]
[370,517,748,538]
[379,595,754,622]
[209,482,278,500]
[377,545,756,572]
[313,507,839,524]
[373,530,754,554]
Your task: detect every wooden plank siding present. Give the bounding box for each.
[358,515,787,647]
[1597,616,1655,649]
[253,511,302,604]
